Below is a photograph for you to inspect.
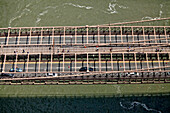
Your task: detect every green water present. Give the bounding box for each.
[0,96,170,113]
[0,0,170,27]
[0,84,170,113]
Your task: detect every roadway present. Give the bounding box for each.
[0,26,169,80]
[0,35,169,45]
[1,60,169,72]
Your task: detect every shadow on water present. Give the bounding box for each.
[0,93,170,113]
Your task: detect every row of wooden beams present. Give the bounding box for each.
[2,52,167,73]
[3,27,169,36]
[2,50,170,56]
[1,35,169,48]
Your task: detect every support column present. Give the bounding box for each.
[52,27,55,54]
[75,53,76,72]
[131,27,134,43]
[75,27,77,44]
[146,53,149,71]
[63,53,65,72]
[111,53,113,71]
[63,27,65,44]
[26,53,29,72]
[17,28,21,45]
[40,28,43,44]
[29,28,32,45]
[157,53,161,71]
[153,27,157,43]
[142,27,146,45]
[99,52,101,72]
[164,27,168,43]
[134,53,137,70]
[51,53,53,72]
[87,53,89,72]
[86,25,88,44]
[122,53,125,71]
[109,26,111,43]
[2,54,6,72]
[6,28,10,45]
[120,27,123,43]
[15,54,18,72]
[98,25,100,44]
[38,54,41,72]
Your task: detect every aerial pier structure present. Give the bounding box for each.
[0,23,170,84]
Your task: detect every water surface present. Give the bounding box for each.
[0,0,169,27]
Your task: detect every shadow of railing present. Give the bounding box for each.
[0,92,170,98]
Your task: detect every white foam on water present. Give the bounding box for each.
[107,3,118,14]
[9,8,31,27]
[36,18,41,24]
[141,4,163,21]
[104,1,128,15]
[35,10,49,26]
[26,3,31,8]
[45,6,58,9]
[39,10,48,16]
[118,5,128,9]
[159,11,163,17]
[63,3,93,10]
[120,101,162,113]
[9,3,32,27]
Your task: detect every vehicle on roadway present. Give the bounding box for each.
[46,73,58,77]
[166,72,170,75]
[9,68,23,72]
[125,72,139,77]
[79,67,93,72]
[0,73,13,78]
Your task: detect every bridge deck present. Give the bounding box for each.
[0,25,169,84]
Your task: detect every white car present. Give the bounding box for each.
[46,73,58,77]
[125,72,139,77]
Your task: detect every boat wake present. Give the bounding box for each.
[63,3,93,10]
[120,101,162,113]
